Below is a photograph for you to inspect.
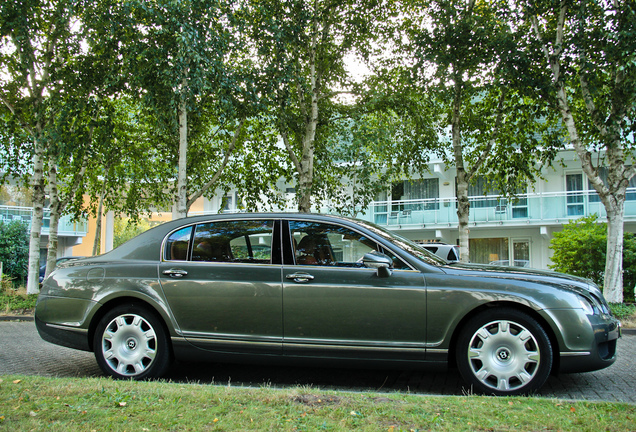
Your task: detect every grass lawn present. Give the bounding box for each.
[0,375,635,431]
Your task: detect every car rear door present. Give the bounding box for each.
[159,218,283,354]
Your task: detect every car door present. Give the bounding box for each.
[282,219,428,361]
[159,218,283,354]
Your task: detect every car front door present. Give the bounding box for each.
[159,218,283,354]
[282,219,428,361]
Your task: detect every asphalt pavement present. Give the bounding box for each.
[1,319,635,404]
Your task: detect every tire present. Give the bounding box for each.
[456,308,553,396]
[93,304,172,380]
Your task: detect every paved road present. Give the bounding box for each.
[1,320,635,403]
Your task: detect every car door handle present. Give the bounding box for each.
[163,269,188,278]
[286,273,315,283]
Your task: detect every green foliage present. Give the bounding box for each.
[0,284,37,312]
[608,302,636,321]
[0,221,29,284]
[549,215,636,300]
[113,218,154,249]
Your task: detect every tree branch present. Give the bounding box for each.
[187,118,246,208]
[468,88,508,179]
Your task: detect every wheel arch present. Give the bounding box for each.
[446,301,561,373]
[87,296,174,354]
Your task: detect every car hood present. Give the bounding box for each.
[440,262,603,300]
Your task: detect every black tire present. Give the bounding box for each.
[456,308,553,396]
[93,304,172,380]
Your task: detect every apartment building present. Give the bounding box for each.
[4,148,624,272]
[0,184,88,266]
[198,150,636,271]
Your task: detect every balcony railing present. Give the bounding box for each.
[0,206,88,236]
[354,189,636,228]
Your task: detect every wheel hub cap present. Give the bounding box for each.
[467,320,540,391]
[101,314,157,377]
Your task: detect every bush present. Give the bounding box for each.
[549,214,636,301]
[0,220,29,285]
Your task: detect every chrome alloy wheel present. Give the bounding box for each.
[466,320,541,392]
[101,314,157,377]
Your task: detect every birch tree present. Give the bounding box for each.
[245,0,392,212]
[400,0,557,262]
[115,0,265,219]
[0,0,90,293]
[524,0,636,302]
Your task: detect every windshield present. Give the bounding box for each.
[354,219,448,266]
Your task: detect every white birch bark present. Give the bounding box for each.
[26,136,46,294]
[531,8,635,302]
[173,92,189,219]
[45,159,60,280]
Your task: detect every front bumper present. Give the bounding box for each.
[557,312,621,374]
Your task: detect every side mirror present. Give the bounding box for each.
[363,251,393,278]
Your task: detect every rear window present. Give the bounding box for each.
[164,220,275,264]
[164,226,193,261]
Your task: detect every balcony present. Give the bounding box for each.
[355,189,636,229]
[0,206,88,236]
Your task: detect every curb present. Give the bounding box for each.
[0,315,34,322]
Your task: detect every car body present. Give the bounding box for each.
[420,243,460,263]
[38,256,84,283]
[35,213,621,395]
[489,259,530,268]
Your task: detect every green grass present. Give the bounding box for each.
[0,375,634,431]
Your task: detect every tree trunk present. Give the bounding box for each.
[26,137,46,295]
[297,63,319,213]
[173,93,188,219]
[92,181,106,256]
[456,171,470,262]
[605,200,625,303]
[451,76,470,262]
[45,159,59,280]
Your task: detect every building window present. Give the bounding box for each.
[469,238,509,265]
[467,177,501,208]
[566,173,585,216]
[588,167,636,202]
[392,178,440,211]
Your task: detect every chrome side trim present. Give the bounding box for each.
[183,338,281,349]
[560,351,591,357]
[181,331,282,343]
[45,323,88,334]
[284,338,427,351]
[426,348,449,355]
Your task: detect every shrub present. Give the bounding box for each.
[549,214,636,301]
[0,220,29,285]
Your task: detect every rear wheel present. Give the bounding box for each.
[456,308,553,395]
[94,304,172,380]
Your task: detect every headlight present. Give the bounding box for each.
[578,296,596,315]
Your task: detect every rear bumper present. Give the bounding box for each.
[35,315,91,352]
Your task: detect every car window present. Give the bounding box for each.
[447,247,459,261]
[288,220,410,269]
[290,221,373,267]
[164,226,193,261]
[191,220,274,264]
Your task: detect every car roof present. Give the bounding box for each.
[92,213,375,261]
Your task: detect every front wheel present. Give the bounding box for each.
[456,308,553,396]
[94,304,172,380]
